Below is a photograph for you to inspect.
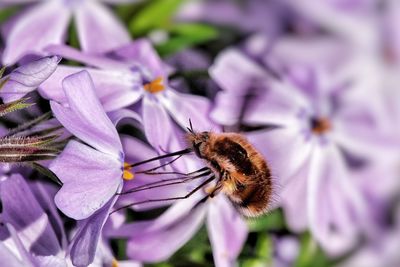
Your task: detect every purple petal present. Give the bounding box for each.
[30,182,68,251]
[50,71,122,155]
[34,256,67,267]
[108,109,143,128]
[101,88,143,113]
[2,1,70,65]
[112,39,167,79]
[307,144,368,256]
[211,91,247,126]
[51,140,122,220]
[280,159,310,232]
[122,135,158,164]
[0,174,61,256]
[142,96,177,151]
[40,66,142,112]
[207,196,248,267]
[70,196,118,267]
[332,104,399,161]
[75,1,130,54]
[209,48,267,93]
[242,80,308,126]
[5,224,39,267]
[0,56,61,103]
[126,198,206,262]
[246,127,312,186]
[0,241,25,267]
[160,90,218,131]
[45,45,130,69]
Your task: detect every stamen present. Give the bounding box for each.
[144,77,165,93]
[311,117,331,134]
[123,162,134,181]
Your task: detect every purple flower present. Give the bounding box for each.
[0,173,134,267]
[48,70,144,266]
[338,204,400,267]
[49,70,125,220]
[0,56,60,103]
[1,0,135,65]
[210,47,394,255]
[40,40,214,150]
[281,0,378,46]
[0,174,66,266]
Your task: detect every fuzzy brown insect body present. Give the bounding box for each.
[187,131,273,217]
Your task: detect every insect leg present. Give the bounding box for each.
[110,175,216,215]
[117,168,212,195]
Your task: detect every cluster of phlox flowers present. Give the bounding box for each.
[0,0,400,267]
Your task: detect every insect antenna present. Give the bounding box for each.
[186,118,194,133]
[110,174,216,215]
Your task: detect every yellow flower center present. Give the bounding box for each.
[123,162,134,180]
[143,77,165,93]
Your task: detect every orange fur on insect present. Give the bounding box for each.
[187,131,273,217]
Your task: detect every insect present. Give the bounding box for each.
[186,125,273,216]
[113,121,274,217]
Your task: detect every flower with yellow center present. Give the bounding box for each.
[143,77,165,94]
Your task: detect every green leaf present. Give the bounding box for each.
[294,233,337,267]
[240,258,268,267]
[239,234,273,267]
[147,263,174,267]
[29,162,62,185]
[67,22,80,51]
[115,2,144,23]
[129,0,183,36]
[156,23,218,56]
[170,23,218,40]
[0,6,18,24]
[295,233,319,267]
[247,209,285,232]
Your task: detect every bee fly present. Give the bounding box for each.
[113,121,274,217]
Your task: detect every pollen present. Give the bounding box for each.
[112,259,119,267]
[123,162,134,181]
[143,77,165,93]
